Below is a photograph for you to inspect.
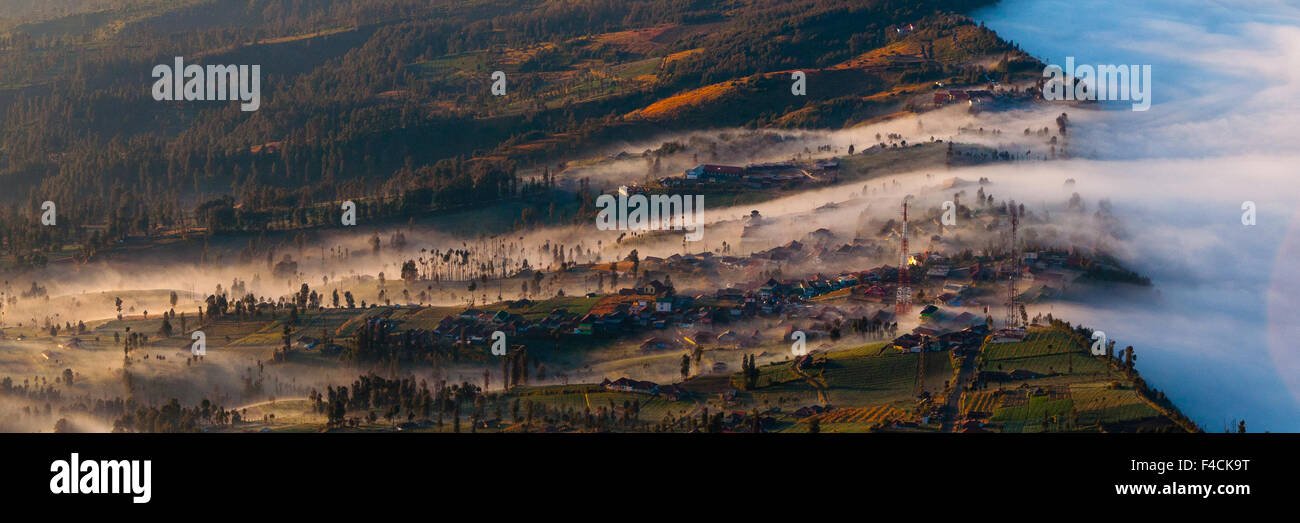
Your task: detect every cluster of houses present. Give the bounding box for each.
[889,315,989,354]
[635,236,889,281]
[416,245,929,352]
[427,273,850,346]
[875,252,1085,354]
[600,377,687,400]
[404,239,1081,362]
[933,88,995,107]
[667,159,838,190]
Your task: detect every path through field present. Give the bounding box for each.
[940,352,976,432]
[791,355,829,404]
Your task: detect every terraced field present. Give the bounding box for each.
[815,405,903,424]
[961,390,1000,415]
[784,404,914,433]
[965,325,1182,432]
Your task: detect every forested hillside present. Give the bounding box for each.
[0,0,1038,268]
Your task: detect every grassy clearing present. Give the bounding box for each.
[410,51,490,77]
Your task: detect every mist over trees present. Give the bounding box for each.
[0,0,1021,267]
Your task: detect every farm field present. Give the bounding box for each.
[723,342,946,431]
[961,390,1000,416]
[1,290,1191,434]
[815,404,904,424]
[990,393,1074,433]
[965,325,1179,432]
[981,385,1165,433]
[1069,385,1162,426]
[820,348,951,406]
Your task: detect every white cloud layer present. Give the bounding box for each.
[976,0,1300,430]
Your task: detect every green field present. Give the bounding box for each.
[981,327,1107,378]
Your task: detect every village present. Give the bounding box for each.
[400,240,1100,374]
[636,157,841,193]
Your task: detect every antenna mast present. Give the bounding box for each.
[895,200,912,315]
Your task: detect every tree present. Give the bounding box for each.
[741,354,759,390]
[328,397,345,427]
[401,260,419,282]
[159,317,173,338]
[625,250,640,276]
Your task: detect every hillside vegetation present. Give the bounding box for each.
[0,0,1039,268]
